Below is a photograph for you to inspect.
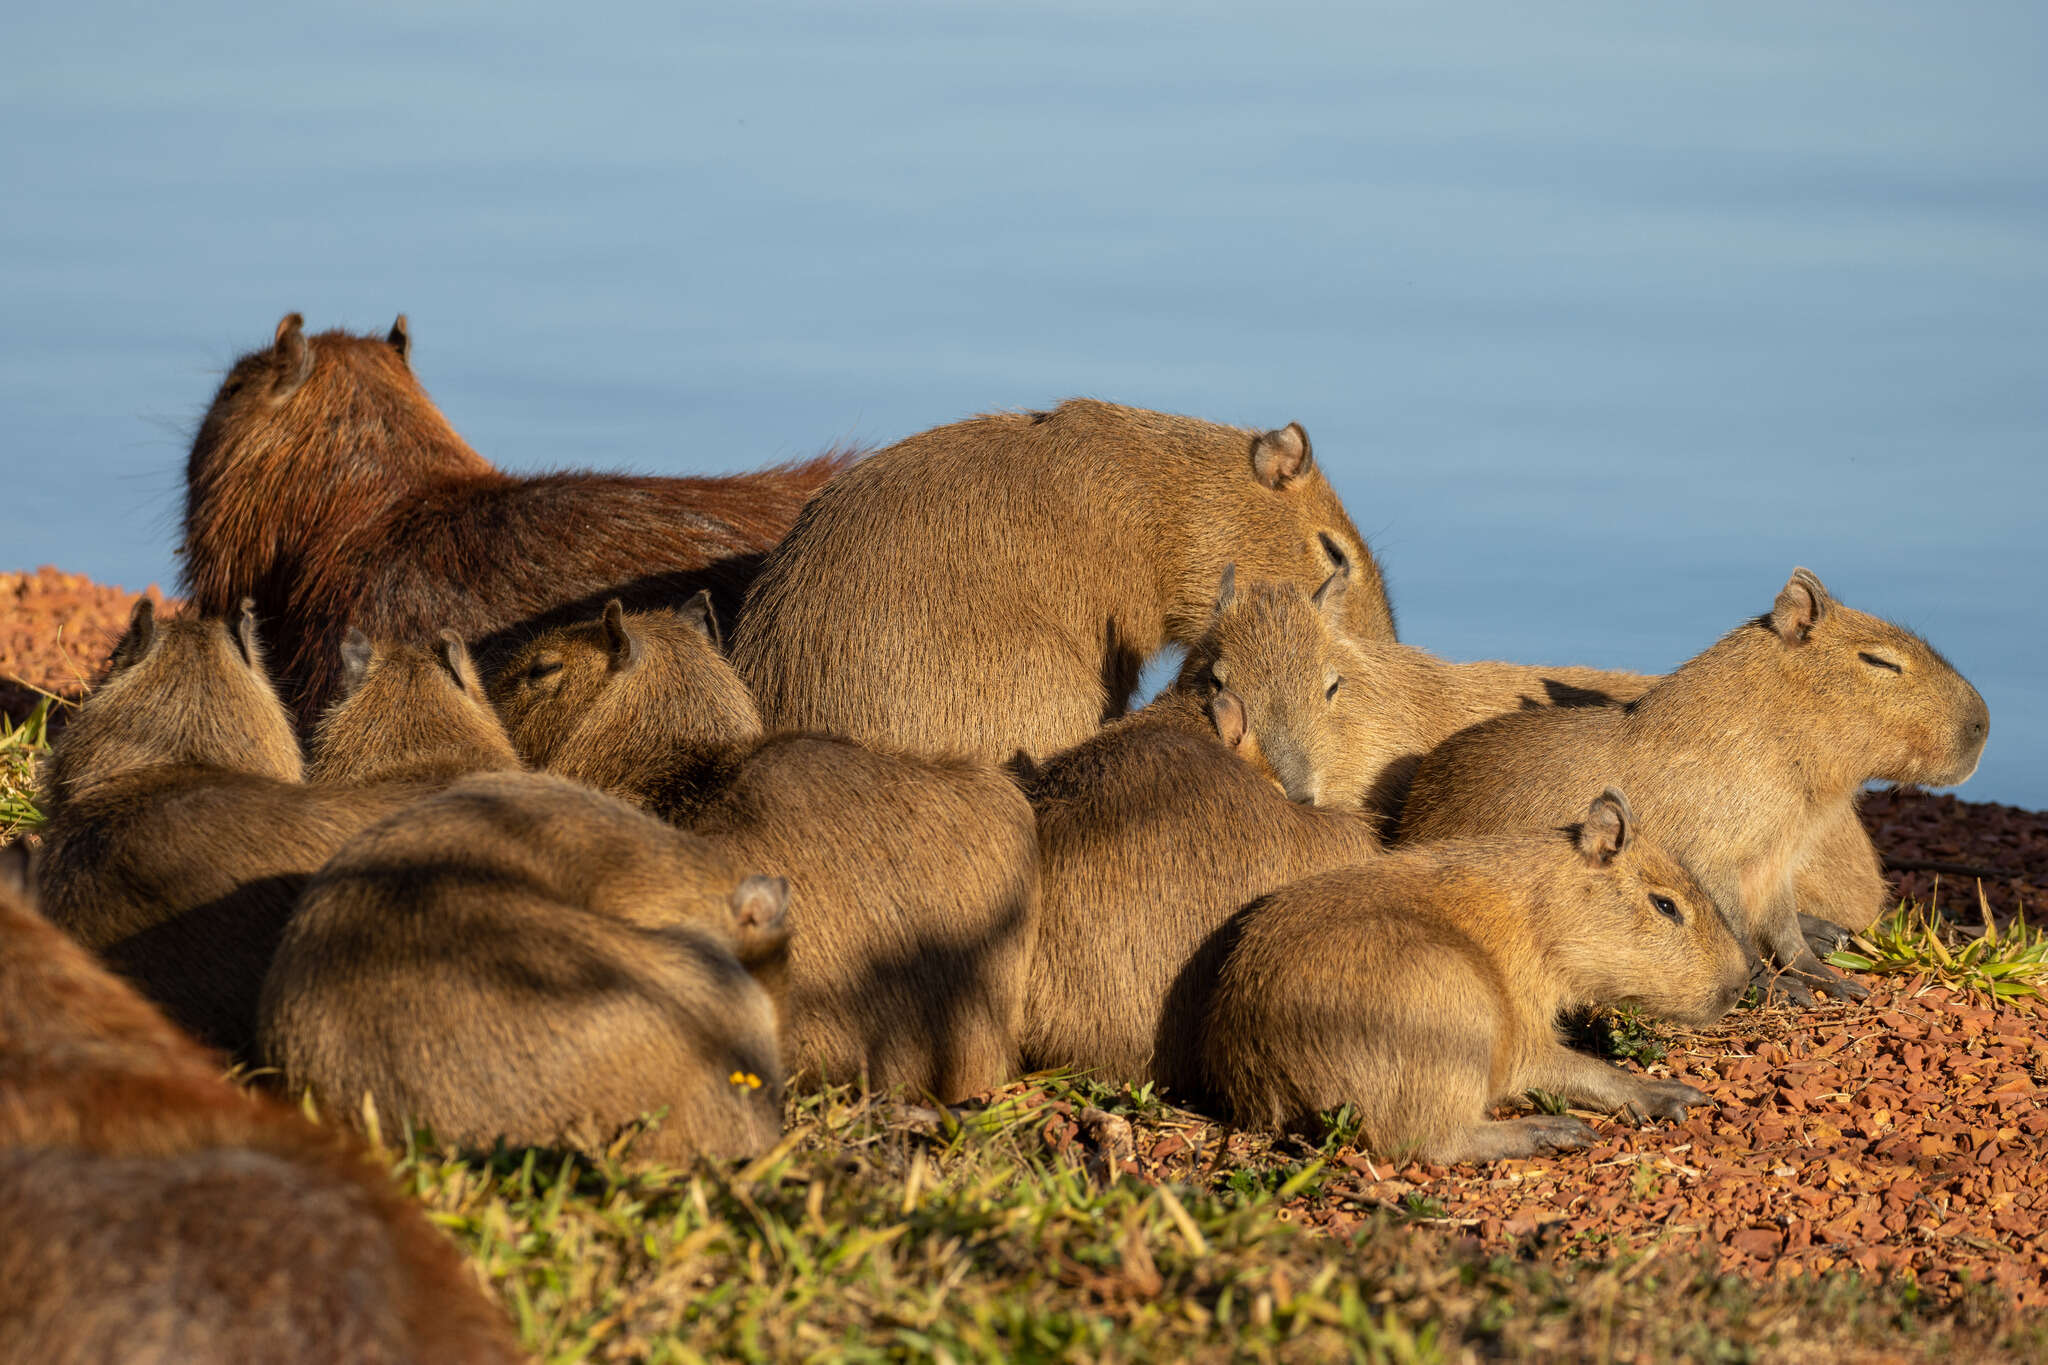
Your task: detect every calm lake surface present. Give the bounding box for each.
[5,2,2043,805]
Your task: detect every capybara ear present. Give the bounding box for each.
[272,312,312,397]
[435,629,481,696]
[233,597,262,670]
[1209,686,1251,752]
[730,874,792,966]
[1214,563,1238,617]
[106,597,158,674]
[601,599,641,672]
[338,628,375,698]
[678,589,722,650]
[1768,567,1832,646]
[387,313,411,364]
[1310,564,1349,619]
[1575,787,1634,867]
[1251,422,1314,490]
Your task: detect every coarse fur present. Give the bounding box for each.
[1204,791,1751,1161]
[0,850,524,1364]
[35,601,517,1057]
[258,771,789,1162]
[1023,683,1383,1095]
[730,398,1393,765]
[1399,569,1989,1002]
[489,602,1039,1100]
[181,313,857,724]
[1190,571,1892,935]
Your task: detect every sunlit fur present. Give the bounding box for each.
[730,399,1393,765]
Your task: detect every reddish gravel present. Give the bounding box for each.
[0,566,172,720]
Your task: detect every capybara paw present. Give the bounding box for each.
[1622,1079,1709,1123]
[1798,912,1853,958]
[1752,962,1816,1008]
[1523,1114,1599,1152]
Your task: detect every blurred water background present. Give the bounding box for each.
[4,2,2043,804]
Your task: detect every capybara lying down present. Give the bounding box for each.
[1188,568,1893,942]
[34,599,516,1057]
[181,312,856,724]
[1205,790,1751,1161]
[258,771,789,1163]
[1400,569,1989,1004]
[489,600,1038,1101]
[730,398,1394,765]
[0,849,524,1364]
[1020,568,1383,1094]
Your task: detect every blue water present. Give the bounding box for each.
[4,2,2043,804]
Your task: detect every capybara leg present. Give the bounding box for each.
[1760,908,1869,1004]
[1423,1115,1597,1164]
[1521,1044,1709,1123]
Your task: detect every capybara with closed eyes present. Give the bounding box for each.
[1204,790,1750,1160]
[35,600,517,1057]
[729,398,1393,764]
[258,771,789,1162]
[490,598,1039,1101]
[0,848,525,1364]
[181,312,856,725]
[1399,568,1988,1004]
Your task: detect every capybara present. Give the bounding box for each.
[1204,790,1750,1160]
[1022,650,1383,1093]
[258,771,789,1162]
[489,600,1039,1100]
[308,628,522,786]
[729,398,1394,764]
[0,846,525,1364]
[1192,570,1892,942]
[1399,569,1989,1003]
[35,600,516,1056]
[181,312,856,725]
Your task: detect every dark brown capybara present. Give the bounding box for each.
[1189,568,1892,944]
[729,398,1394,765]
[1399,569,1989,1004]
[1204,790,1750,1160]
[181,312,857,725]
[34,600,517,1057]
[0,847,525,1364]
[257,771,790,1163]
[1020,579,1383,1094]
[489,599,1038,1101]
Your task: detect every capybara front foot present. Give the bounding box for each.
[1428,1114,1598,1164]
[1620,1078,1709,1124]
[1798,912,1854,958]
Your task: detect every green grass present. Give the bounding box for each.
[1828,887,2048,1001]
[0,697,53,841]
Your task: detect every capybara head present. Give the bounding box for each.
[1750,568,1988,789]
[307,629,519,785]
[488,596,763,781]
[39,599,303,810]
[1180,565,1370,808]
[1557,789,1751,1026]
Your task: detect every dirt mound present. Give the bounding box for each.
[0,567,173,720]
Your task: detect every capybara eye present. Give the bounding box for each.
[1326,674,1343,702]
[525,658,564,684]
[1858,652,1903,674]
[1651,894,1682,923]
[1318,531,1349,573]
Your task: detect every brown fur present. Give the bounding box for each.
[1190,573,1892,934]
[489,603,1039,1100]
[181,313,857,725]
[0,852,524,1363]
[35,602,517,1057]
[730,398,1393,765]
[1399,569,1988,999]
[257,771,789,1162]
[1204,792,1750,1161]
[1023,686,1383,1094]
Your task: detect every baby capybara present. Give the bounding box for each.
[181,312,856,724]
[729,398,1393,764]
[1204,790,1750,1161]
[35,600,517,1056]
[1400,569,1989,1004]
[1195,569,1892,944]
[1021,571,1383,1093]
[258,771,789,1162]
[0,848,525,1364]
[490,600,1039,1100]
